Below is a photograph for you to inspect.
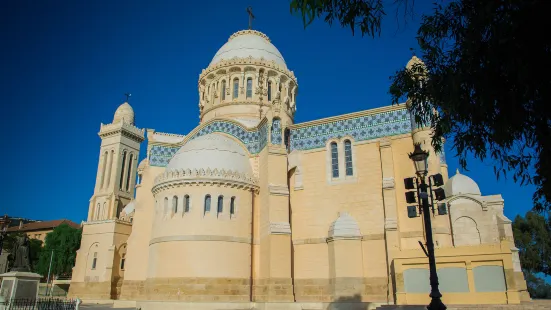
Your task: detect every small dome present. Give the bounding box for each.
[167,133,253,177]
[444,169,481,196]
[122,201,136,215]
[137,158,148,170]
[329,212,361,238]
[113,102,135,125]
[209,30,287,68]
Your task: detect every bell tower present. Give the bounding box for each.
[87,100,145,222]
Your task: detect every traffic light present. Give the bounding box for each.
[404,177,415,190]
[432,173,444,186]
[434,188,446,201]
[405,191,417,203]
[437,203,447,215]
[407,206,418,218]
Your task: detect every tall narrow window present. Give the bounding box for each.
[92,252,97,269]
[267,81,272,101]
[230,197,236,217]
[100,151,108,188]
[221,80,226,100]
[125,154,133,191]
[105,150,114,187]
[184,195,190,213]
[119,151,127,189]
[204,195,211,215]
[120,253,126,270]
[172,196,178,214]
[233,79,239,99]
[207,85,210,94]
[103,202,107,219]
[164,197,169,214]
[96,203,100,220]
[217,195,224,216]
[344,140,353,176]
[246,78,252,98]
[331,142,339,178]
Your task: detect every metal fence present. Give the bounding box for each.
[0,298,77,310]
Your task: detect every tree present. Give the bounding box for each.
[513,211,551,298]
[290,0,551,212]
[36,223,82,277]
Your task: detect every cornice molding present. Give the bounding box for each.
[200,57,296,82]
[99,121,145,142]
[152,168,259,194]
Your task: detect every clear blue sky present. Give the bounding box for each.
[0,0,536,223]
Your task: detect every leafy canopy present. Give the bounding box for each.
[513,212,551,298]
[290,0,551,211]
[36,223,82,277]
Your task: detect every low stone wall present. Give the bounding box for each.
[294,277,388,302]
[68,281,113,300]
[121,277,251,301]
[252,278,294,302]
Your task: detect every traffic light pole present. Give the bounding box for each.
[419,177,447,310]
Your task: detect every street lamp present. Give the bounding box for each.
[408,144,447,310]
[0,214,11,256]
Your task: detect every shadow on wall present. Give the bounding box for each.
[328,294,376,310]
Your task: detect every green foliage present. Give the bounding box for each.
[290,0,386,37]
[513,212,551,277]
[290,0,551,212]
[36,224,82,277]
[524,272,551,299]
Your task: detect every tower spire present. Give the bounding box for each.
[247,6,255,30]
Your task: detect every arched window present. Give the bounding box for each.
[344,140,353,176]
[119,151,127,189]
[96,203,101,220]
[204,195,211,215]
[184,195,190,213]
[120,253,126,270]
[246,78,252,98]
[172,196,178,214]
[125,154,133,191]
[233,79,239,99]
[267,81,272,101]
[92,252,98,269]
[221,80,226,100]
[217,195,224,216]
[105,150,114,187]
[230,197,236,217]
[330,142,339,178]
[100,151,108,188]
[164,197,169,214]
[207,85,210,94]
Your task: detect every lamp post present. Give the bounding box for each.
[0,214,11,256]
[408,144,446,310]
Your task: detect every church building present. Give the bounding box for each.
[68,28,529,309]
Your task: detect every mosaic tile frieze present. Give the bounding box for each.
[290,108,411,151]
[271,118,282,145]
[150,120,269,167]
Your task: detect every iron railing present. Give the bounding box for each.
[0,298,77,310]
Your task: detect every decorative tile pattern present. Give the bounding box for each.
[271,118,282,145]
[150,120,269,167]
[149,145,180,167]
[290,108,411,151]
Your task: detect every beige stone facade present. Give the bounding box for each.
[68,29,528,309]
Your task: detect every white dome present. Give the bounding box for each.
[209,30,286,68]
[122,201,136,215]
[444,170,481,196]
[166,133,253,176]
[113,102,135,125]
